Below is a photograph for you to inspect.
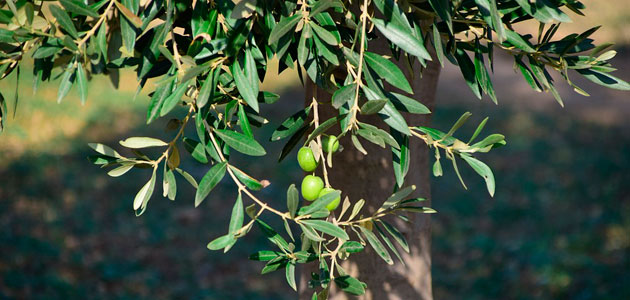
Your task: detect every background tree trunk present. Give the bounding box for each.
[298,38,442,299]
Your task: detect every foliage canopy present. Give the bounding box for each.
[0,0,628,297]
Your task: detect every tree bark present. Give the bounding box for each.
[299,40,442,299]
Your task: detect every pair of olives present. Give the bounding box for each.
[297,136,341,211]
[297,135,339,172]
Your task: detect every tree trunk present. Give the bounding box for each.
[299,40,442,299]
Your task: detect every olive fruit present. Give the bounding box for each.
[322,135,339,153]
[297,147,318,172]
[318,187,341,211]
[301,175,324,201]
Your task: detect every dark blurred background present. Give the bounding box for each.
[1,2,629,299]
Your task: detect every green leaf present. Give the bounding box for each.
[278,125,309,162]
[334,276,366,295]
[107,164,134,177]
[576,69,630,91]
[147,77,174,123]
[312,34,339,65]
[371,18,431,61]
[207,234,236,250]
[372,0,412,30]
[391,130,409,187]
[300,220,349,240]
[304,115,339,145]
[468,117,489,144]
[116,0,139,53]
[297,23,311,66]
[191,0,211,37]
[358,122,400,149]
[433,158,443,177]
[268,13,302,45]
[97,22,108,60]
[133,170,156,212]
[340,241,364,253]
[471,133,505,150]
[197,66,220,108]
[183,137,209,164]
[514,0,571,23]
[59,0,99,17]
[299,223,324,242]
[114,0,143,28]
[374,223,404,264]
[364,52,412,93]
[176,168,198,188]
[286,262,297,291]
[249,250,282,261]
[256,219,290,251]
[88,143,122,158]
[427,0,452,33]
[228,193,244,234]
[298,190,341,216]
[362,87,411,135]
[261,257,289,274]
[76,62,88,105]
[271,107,311,141]
[445,111,472,138]
[49,4,79,39]
[160,80,189,116]
[57,67,75,103]
[473,41,497,104]
[454,48,481,99]
[232,55,260,112]
[310,0,342,16]
[237,104,253,138]
[415,126,456,145]
[214,129,266,156]
[504,30,536,53]
[332,84,356,109]
[310,21,338,46]
[32,45,62,59]
[379,185,415,212]
[378,220,409,253]
[474,0,505,42]
[360,99,387,115]
[432,24,445,67]
[164,169,177,200]
[460,154,495,197]
[287,184,299,218]
[515,57,542,92]
[358,226,393,265]
[229,165,264,191]
[195,161,227,207]
[259,91,280,104]
[119,137,167,148]
[386,92,431,114]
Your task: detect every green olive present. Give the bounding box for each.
[318,187,341,211]
[297,147,318,172]
[322,135,339,153]
[301,175,324,201]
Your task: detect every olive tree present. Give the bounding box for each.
[0,0,628,299]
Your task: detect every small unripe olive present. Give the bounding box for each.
[301,175,324,201]
[322,135,339,153]
[297,147,318,172]
[318,187,341,211]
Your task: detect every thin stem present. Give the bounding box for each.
[203,120,288,218]
[311,97,330,187]
[77,0,115,48]
[154,103,195,166]
[344,0,369,133]
[171,31,183,71]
